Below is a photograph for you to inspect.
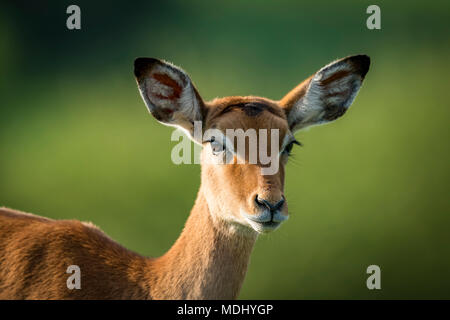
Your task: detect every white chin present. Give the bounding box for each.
[246,219,281,234]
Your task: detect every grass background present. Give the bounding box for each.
[0,0,449,298]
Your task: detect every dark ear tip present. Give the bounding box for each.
[350,54,370,78]
[134,57,160,78]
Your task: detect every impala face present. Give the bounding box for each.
[200,97,291,233]
[134,55,370,234]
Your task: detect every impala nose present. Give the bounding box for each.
[255,195,285,212]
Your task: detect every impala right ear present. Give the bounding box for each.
[134,58,205,139]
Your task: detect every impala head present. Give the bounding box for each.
[134,55,370,234]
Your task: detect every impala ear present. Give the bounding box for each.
[134,58,205,139]
[280,55,370,132]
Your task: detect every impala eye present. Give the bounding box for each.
[206,137,226,155]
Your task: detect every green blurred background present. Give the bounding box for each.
[0,0,449,299]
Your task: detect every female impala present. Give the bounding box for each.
[0,55,369,299]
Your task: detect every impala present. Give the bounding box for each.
[0,55,370,299]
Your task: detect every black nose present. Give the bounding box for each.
[255,195,285,212]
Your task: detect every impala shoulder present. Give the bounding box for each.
[51,219,145,260]
[51,219,107,239]
[0,206,52,222]
[81,220,101,231]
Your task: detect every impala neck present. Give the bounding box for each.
[149,188,257,299]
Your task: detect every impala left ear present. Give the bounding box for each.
[280,55,370,132]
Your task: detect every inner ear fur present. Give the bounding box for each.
[280,55,370,132]
[134,58,206,136]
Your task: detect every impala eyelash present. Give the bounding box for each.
[283,139,302,156]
